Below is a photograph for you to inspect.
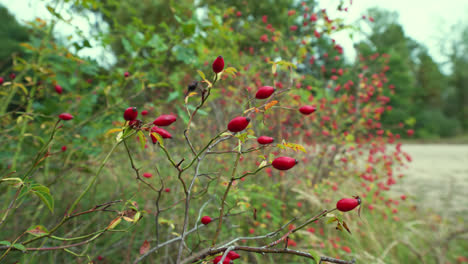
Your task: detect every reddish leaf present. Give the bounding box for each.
[139,240,150,255]
[26,225,49,236]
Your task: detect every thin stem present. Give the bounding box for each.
[211,147,242,246]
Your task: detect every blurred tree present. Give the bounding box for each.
[355,8,460,137]
[446,26,468,131]
[0,5,30,71]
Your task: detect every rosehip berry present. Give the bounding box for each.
[336,197,361,212]
[257,136,274,145]
[0,77,4,85]
[213,256,232,264]
[299,105,317,115]
[407,129,414,136]
[255,86,275,99]
[201,216,212,225]
[54,84,63,94]
[123,107,138,121]
[141,110,148,116]
[151,126,172,140]
[124,71,130,77]
[164,188,170,193]
[272,157,298,170]
[143,172,152,178]
[9,73,16,80]
[227,116,250,132]
[58,113,73,121]
[61,145,67,152]
[153,114,177,126]
[227,251,240,260]
[212,56,225,73]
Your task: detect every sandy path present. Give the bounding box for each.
[392,144,468,217]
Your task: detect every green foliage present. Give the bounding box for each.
[0,5,29,70]
[0,1,466,264]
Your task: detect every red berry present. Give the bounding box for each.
[54,84,63,94]
[336,197,361,212]
[59,113,73,121]
[272,157,298,170]
[164,188,170,193]
[0,77,4,85]
[227,116,250,132]
[143,172,152,178]
[407,129,414,136]
[255,86,275,99]
[212,56,225,73]
[257,136,274,145]
[124,71,130,77]
[61,145,67,152]
[213,256,232,264]
[124,107,138,121]
[299,105,317,115]
[153,114,177,126]
[9,73,16,80]
[227,251,240,260]
[141,110,148,116]
[151,126,172,140]
[342,246,351,253]
[201,216,212,225]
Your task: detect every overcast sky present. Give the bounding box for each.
[1,0,467,68]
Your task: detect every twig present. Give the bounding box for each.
[181,246,356,264]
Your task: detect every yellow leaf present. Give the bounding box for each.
[197,70,206,81]
[19,43,36,51]
[265,100,278,111]
[151,132,164,146]
[106,217,122,230]
[243,107,256,114]
[185,92,198,104]
[105,128,123,136]
[123,216,134,222]
[14,83,28,95]
[258,160,267,168]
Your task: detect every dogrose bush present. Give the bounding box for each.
[0,1,413,263]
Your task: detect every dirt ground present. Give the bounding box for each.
[392,144,468,218]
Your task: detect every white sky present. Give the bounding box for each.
[1,0,468,68]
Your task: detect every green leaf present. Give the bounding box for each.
[12,243,26,252]
[121,38,133,54]
[187,104,208,115]
[0,177,23,185]
[137,131,146,151]
[0,241,11,246]
[148,34,168,52]
[173,46,196,64]
[32,185,54,213]
[176,107,189,124]
[309,250,320,264]
[197,70,206,81]
[167,91,180,103]
[26,225,49,236]
[223,67,238,77]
